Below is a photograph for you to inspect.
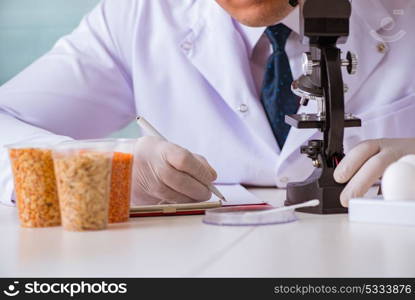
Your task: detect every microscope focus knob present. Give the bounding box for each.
[302,52,320,76]
[347,52,358,75]
[342,51,358,75]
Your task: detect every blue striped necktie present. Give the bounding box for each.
[260,23,300,149]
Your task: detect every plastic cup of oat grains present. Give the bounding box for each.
[53,140,115,231]
[82,139,135,223]
[7,142,61,228]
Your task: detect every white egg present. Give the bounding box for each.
[398,154,415,167]
[382,161,415,201]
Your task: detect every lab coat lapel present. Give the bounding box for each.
[181,2,278,152]
[278,0,390,166]
[184,23,254,112]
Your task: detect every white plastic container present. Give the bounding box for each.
[53,140,115,231]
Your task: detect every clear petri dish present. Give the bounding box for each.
[203,200,320,226]
[203,205,298,226]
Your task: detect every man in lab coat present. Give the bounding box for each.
[0,0,414,206]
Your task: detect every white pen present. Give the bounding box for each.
[136,116,226,202]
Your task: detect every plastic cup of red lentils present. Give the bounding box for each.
[6,142,61,228]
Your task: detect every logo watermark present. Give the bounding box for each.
[3,281,20,297]
[2,281,127,297]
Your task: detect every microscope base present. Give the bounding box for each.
[284,168,348,214]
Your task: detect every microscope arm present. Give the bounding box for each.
[321,46,345,166]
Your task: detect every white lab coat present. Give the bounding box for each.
[0,0,414,205]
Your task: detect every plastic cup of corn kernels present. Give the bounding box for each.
[6,142,61,228]
[82,139,136,223]
[52,140,115,232]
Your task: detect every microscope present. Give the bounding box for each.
[284,0,361,214]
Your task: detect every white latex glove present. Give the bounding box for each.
[334,138,415,207]
[132,136,217,205]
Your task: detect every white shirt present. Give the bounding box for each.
[235,7,306,96]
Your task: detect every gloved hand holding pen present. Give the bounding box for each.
[334,138,415,207]
[132,136,218,205]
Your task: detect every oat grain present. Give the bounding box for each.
[54,151,112,231]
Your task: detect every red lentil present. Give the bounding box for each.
[9,148,61,228]
[109,152,133,223]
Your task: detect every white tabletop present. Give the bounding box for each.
[1,188,415,277]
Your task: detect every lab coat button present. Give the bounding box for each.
[376,42,387,53]
[181,41,193,51]
[237,104,249,113]
[279,177,289,183]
